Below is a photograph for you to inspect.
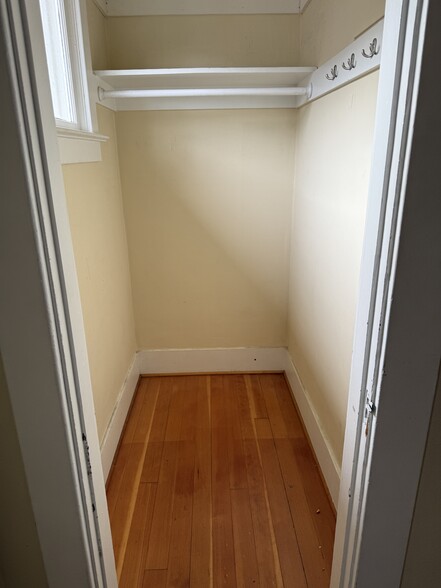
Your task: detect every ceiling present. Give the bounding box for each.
[99,1,309,17]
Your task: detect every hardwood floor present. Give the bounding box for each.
[106,374,335,587]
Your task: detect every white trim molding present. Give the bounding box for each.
[91,0,108,15]
[138,346,287,374]
[57,128,108,164]
[100,354,140,480]
[106,0,300,16]
[299,0,311,13]
[284,354,340,506]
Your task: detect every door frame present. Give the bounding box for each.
[0,1,117,586]
[332,0,441,585]
[1,0,439,586]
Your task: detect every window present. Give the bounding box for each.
[39,0,91,131]
[38,0,107,163]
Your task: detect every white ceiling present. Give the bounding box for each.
[100,1,309,17]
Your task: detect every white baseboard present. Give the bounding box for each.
[100,354,140,481]
[100,346,341,505]
[137,346,287,374]
[284,352,341,506]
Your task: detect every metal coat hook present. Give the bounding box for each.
[342,53,356,71]
[362,38,379,59]
[326,65,338,81]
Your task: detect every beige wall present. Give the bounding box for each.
[86,0,108,70]
[63,106,137,442]
[401,369,441,587]
[117,109,296,349]
[287,0,385,466]
[107,14,299,68]
[0,355,48,587]
[288,72,379,464]
[62,1,137,442]
[300,0,385,65]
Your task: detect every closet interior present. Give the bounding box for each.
[60,0,385,583]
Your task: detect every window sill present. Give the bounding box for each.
[57,128,108,165]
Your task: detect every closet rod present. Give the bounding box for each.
[98,86,309,100]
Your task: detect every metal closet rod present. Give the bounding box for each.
[98,86,310,100]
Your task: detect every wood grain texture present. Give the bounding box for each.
[231,488,259,587]
[107,374,335,587]
[190,376,212,588]
[119,483,156,587]
[211,375,237,587]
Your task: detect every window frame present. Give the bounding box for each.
[39,0,108,163]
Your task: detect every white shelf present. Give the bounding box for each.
[94,67,316,89]
[105,1,302,17]
[93,19,383,112]
[94,67,316,111]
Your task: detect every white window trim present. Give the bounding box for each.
[57,127,108,164]
[41,0,108,164]
[62,0,92,131]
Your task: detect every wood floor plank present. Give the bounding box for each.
[141,440,163,483]
[106,443,131,519]
[132,378,161,443]
[276,378,305,439]
[254,418,273,439]
[226,376,247,490]
[149,377,174,442]
[211,376,237,587]
[119,483,156,588]
[166,440,195,587]
[293,437,336,570]
[236,376,255,441]
[140,376,173,484]
[191,377,212,588]
[229,436,248,491]
[258,374,289,439]
[142,570,167,588]
[164,378,187,442]
[243,439,281,588]
[258,437,308,588]
[276,438,330,587]
[245,375,268,419]
[115,379,160,578]
[179,376,199,441]
[231,488,260,587]
[145,441,179,570]
[110,443,145,569]
[121,381,148,445]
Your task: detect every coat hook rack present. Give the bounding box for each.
[326,65,338,81]
[362,38,380,59]
[298,19,383,106]
[342,53,356,71]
